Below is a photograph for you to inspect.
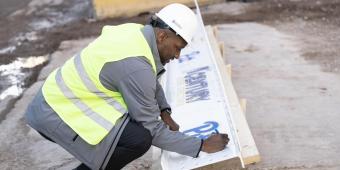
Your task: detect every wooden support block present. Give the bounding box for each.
[196,157,243,170]
[213,26,219,38]
[219,41,225,57]
[92,0,224,19]
[240,98,247,116]
[212,27,226,63]
[226,64,232,78]
[243,155,261,166]
[206,25,260,166]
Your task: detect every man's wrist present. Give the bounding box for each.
[161,108,172,115]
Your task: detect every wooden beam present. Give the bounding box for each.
[206,25,260,166]
[196,157,243,170]
[240,98,247,116]
[92,0,224,19]
[213,26,219,38]
[219,41,225,59]
[226,64,232,78]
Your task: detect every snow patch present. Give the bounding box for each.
[0,46,16,54]
[14,32,39,42]
[0,56,48,73]
[0,85,23,100]
[0,56,48,100]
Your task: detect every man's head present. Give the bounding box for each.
[150,3,198,65]
[154,27,187,65]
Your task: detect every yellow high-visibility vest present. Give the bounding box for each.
[42,23,156,145]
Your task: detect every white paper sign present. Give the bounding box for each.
[160,6,241,170]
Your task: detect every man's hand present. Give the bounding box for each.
[160,111,180,131]
[201,134,229,153]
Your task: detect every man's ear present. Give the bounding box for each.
[156,29,167,43]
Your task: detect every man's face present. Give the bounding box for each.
[156,29,187,65]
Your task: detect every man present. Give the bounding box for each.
[25,3,229,170]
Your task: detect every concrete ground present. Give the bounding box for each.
[1,22,339,170]
[1,1,340,170]
[217,23,340,169]
[0,37,156,170]
[0,39,93,170]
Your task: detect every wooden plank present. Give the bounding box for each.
[196,157,243,170]
[213,27,227,63]
[92,0,224,19]
[226,64,231,79]
[219,41,225,58]
[213,26,219,38]
[206,25,260,166]
[240,98,247,116]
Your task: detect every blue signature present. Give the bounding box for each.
[183,121,219,139]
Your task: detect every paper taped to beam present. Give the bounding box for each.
[160,4,242,170]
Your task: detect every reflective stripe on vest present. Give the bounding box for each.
[55,68,115,131]
[42,23,156,145]
[73,54,127,114]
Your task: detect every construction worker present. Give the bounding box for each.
[25,3,229,170]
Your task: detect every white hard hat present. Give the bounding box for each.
[156,3,198,44]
